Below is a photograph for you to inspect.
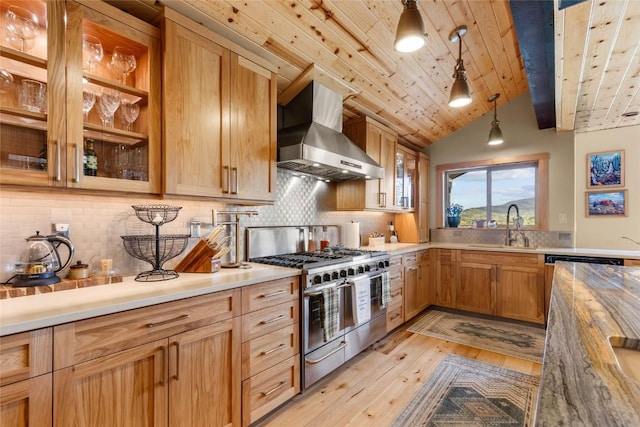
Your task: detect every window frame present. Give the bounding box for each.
[436,153,549,230]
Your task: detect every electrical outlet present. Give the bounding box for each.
[558,232,571,241]
[559,212,568,224]
[52,223,70,238]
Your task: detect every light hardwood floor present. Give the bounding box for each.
[257,312,543,426]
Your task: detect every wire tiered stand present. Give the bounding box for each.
[121,205,190,281]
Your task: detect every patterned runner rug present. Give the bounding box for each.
[392,355,539,426]
[407,309,545,363]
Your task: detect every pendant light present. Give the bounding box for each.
[394,0,427,53]
[448,25,472,108]
[487,93,504,145]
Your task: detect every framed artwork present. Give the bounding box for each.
[587,150,624,188]
[585,190,627,217]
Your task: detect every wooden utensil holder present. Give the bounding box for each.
[174,240,217,273]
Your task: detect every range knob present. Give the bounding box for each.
[340,269,348,278]
[332,271,339,280]
[364,265,371,272]
[322,273,331,282]
[347,267,355,276]
[357,265,365,274]
[378,261,386,269]
[313,275,322,285]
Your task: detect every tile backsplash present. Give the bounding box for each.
[0,170,393,282]
[430,228,573,248]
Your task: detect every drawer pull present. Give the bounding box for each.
[261,290,287,298]
[391,291,402,298]
[147,314,190,328]
[260,314,286,325]
[261,343,286,356]
[262,380,287,397]
[305,341,347,364]
[390,313,401,320]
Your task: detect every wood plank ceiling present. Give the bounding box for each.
[112,0,640,148]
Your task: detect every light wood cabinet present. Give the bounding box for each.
[454,251,545,324]
[434,249,455,307]
[53,289,242,427]
[395,145,416,211]
[404,251,431,321]
[0,0,161,194]
[241,277,300,426]
[625,259,640,267]
[386,255,405,332]
[0,329,52,427]
[395,151,429,243]
[337,116,397,211]
[162,9,277,203]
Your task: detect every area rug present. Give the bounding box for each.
[407,309,545,363]
[391,354,539,427]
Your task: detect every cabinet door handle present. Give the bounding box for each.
[223,165,230,193]
[158,346,167,385]
[262,380,287,397]
[231,167,238,194]
[74,143,80,182]
[261,343,286,356]
[171,341,181,380]
[260,314,286,325]
[55,139,61,181]
[146,314,190,328]
[260,290,286,298]
[381,192,387,207]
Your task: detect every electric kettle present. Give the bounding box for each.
[12,231,75,287]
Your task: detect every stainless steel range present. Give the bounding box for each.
[247,226,390,389]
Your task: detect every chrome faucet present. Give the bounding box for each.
[505,203,520,246]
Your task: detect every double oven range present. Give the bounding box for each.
[247,226,390,389]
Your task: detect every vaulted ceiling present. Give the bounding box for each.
[110,0,640,149]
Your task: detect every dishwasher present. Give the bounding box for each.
[543,254,624,324]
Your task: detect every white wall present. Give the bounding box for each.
[574,125,640,250]
[424,93,575,233]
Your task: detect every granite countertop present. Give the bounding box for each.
[0,263,299,336]
[536,262,640,426]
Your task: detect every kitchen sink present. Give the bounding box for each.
[468,243,538,250]
[609,337,640,382]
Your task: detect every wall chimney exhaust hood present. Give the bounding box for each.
[277,80,384,182]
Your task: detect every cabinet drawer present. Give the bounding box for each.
[403,252,418,266]
[242,277,299,314]
[459,250,542,267]
[418,250,430,263]
[242,355,300,426]
[386,305,404,332]
[242,299,298,343]
[0,329,52,386]
[389,265,404,282]
[241,323,299,380]
[389,255,403,268]
[389,281,404,303]
[54,289,241,368]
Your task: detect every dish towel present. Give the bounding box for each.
[321,287,340,342]
[352,275,371,326]
[381,271,392,308]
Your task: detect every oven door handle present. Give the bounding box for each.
[304,282,351,296]
[305,341,347,364]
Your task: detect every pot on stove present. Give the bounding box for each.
[12,231,75,287]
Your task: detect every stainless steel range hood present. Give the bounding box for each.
[278,81,384,182]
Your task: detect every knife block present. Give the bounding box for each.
[174,240,220,273]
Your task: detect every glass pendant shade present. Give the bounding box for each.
[449,69,472,107]
[394,0,426,53]
[487,120,504,145]
[487,93,504,145]
[448,25,471,108]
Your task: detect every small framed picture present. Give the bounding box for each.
[585,190,627,217]
[587,150,624,188]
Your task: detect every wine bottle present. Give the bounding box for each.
[84,139,98,176]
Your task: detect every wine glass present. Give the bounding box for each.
[118,99,140,131]
[109,46,136,84]
[114,144,130,178]
[97,89,120,127]
[3,5,39,53]
[18,79,46,113]
[82,91,96,120]
[0,69,13,94]
[82,35,103,74]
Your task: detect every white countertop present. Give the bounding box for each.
[0,263,299,336]
[2,243,638,337]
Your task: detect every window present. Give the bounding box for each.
[436,153,549,229]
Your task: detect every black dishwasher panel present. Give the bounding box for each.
[544,254,624,265]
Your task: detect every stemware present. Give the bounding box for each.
[82,35,104,74]
[114,144,130,178]
[18,79,46,113]
[97,89,120,127]
[0,69,13,94]
[109,46,136,84]
[4,5,39,53]
[82,91,96,120]
[118,99,140,131]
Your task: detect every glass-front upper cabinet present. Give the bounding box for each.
[395,146,416,210]
[0,0,160,193]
